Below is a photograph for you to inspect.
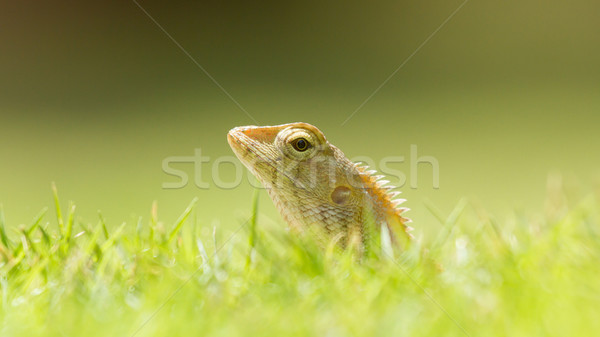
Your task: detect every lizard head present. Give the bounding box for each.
[228,122,366,233]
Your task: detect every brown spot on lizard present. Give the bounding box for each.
[227,122,412,248]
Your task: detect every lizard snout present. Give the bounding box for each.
[228,125,281,144]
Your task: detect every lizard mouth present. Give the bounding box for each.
[227,127,259,161]
[226,128,243,153]
[227,128,302,188]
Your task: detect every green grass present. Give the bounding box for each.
[1,186,600,337]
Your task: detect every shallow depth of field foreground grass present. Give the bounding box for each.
[1,186,600,337]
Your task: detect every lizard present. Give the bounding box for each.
[227,122,412,248]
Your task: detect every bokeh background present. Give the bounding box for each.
[1,0,599,236]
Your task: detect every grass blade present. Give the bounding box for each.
[98,211,109,240]
[64,203,76,246]
[101,222,126,252]
[51,183,64,236]
[168,198,198,244]
[27,207,48,236]
[245,188,260,270]
[0,204,9,248]
[149,200,158,243]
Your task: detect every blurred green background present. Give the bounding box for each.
[1,0,599,234]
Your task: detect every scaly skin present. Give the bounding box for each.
[227,122,411,247]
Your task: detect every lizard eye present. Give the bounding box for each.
[291,138,311,152]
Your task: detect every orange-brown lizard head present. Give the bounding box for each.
[228,122,410,245]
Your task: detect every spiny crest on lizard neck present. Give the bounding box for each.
[227,122,412,246]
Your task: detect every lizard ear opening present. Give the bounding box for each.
[331,186,351,205]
